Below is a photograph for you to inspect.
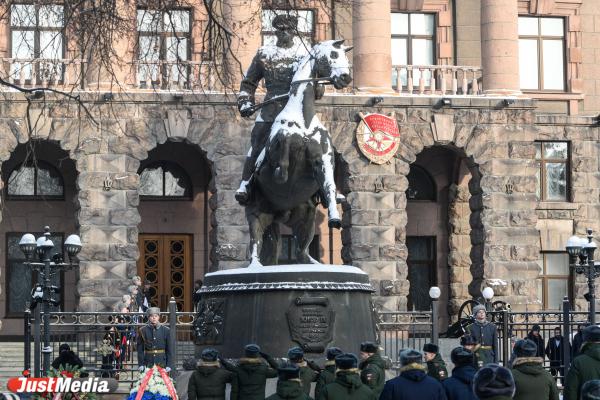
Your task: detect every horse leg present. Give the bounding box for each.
[290,202,319,264]
[309,134,341,228]
[246,207,274,268]
[260,223,281,265]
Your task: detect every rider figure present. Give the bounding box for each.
[235,14,324,205]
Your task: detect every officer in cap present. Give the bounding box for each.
[358,341,385,398]
[287,346,320,395]
[188,348,233,400]
[315,347,342,400]
[266,362,312,400]
[136,307,172,371]
[320,353,376,400]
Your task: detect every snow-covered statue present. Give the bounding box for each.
[235,14,353,267]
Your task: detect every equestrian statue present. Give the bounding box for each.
[234,14,352,267]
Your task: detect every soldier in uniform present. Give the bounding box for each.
[188,348,234,400]
[461,334,483,369]
[235,13,326,206]
[288,346,321,395]
[423,343,448,381]
[358,341,385,398]
[315,347,342,400]
[466,304,498,364]
[320,353,377,400]
[137,307,172,372]
[266,363,312,400]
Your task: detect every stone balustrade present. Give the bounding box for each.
[392,65,483,96]
[132,60,220,91]
[1,58,87,88]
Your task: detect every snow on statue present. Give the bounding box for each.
[234,13,353,267]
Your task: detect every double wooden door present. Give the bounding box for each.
[137,234,193,311]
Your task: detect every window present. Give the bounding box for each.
[10,4,64,82]
[279,234,320,264]
[535,141,569,201]
[519,17,565,91]
[6,161,64,199]
[6,232,64,317]
[391,13,435,87]
[139,161,192,199]
[406,164,436,201]
[537,252,570,310]
[137,9,191,87]
[261,9,314,48]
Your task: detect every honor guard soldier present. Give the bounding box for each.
[358,341,385,398]
[467,305,498,364]
[137,307,172,372]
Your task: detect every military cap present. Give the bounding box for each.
[461,335,478,346]
[473,365,515,399]
[244,343,261,357]
[473,304,487,317]
[201,348,219,362]
[513,339,537,358]
[399,349,422,366]
[335,353,358,370]
[147,307,161,316]
[326,347,343,360]
[360,341,379,353]
[584,325,600,342]
[423,343,439,354]
[288,346,304,362]
[582,380,600,400]
[278,362,301,381]
[451,346,475,367]
[272,14,298,31]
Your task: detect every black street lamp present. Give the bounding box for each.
[19,226,82,376]
[566,228,599,324]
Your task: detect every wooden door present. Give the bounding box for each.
[406,236,437,311]
[137,234,193,311]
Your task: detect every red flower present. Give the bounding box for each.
[60,370,74,378]
[22,369,30,377]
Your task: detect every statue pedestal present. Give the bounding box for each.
[195,264,376,358]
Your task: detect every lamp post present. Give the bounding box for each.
[482,287,495,312]
[19,226,82,376]
[429,286,441,345]
[566,228,599,325]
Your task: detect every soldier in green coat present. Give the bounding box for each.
[320,353,377,400]
[565,325,600,400]
[266,363,313,400]
[461,334,483,369]
[188,348,234,400]
[220,344,279,400]
[288,346,321,395]
[510,339,559,400]
[581,380,600,400]
[315,347,342,400]
[358,341,385,398]
[423,343,448,381]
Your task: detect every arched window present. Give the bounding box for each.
[406,165,436,201]
[6,161,64,199]
[139,161,192,199]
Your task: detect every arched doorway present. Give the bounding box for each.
[0,141,78,336]
[137,141,212,312]
[406,146,483,327]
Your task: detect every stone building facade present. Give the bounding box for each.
[0,0,600,335]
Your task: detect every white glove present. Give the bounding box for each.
[165,367,171,373]
[138,366,145,372]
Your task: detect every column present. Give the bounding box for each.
[480,0,521,96]
[352,0,392,92]
[222,0,262,87]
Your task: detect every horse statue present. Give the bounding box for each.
[245,39,352,267]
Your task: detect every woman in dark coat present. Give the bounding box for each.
[526,324,545,359]
[442,347,478,400]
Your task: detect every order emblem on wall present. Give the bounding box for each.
[356,112,400,164]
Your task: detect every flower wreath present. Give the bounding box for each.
[128,365,178,400]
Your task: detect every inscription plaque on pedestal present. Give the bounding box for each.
[286,296,335,352]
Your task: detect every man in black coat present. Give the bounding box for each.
[52,343,84,370]
[526,324,545,359]
[442,347,478,400]
[572,324,587,360]
[545,326,569,384]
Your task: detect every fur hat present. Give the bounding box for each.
[473,304,487,317]
[182,357,197,371]
[399,349,423,366]
[582,380,600,400]
[335,353,358,370]
[473,364,515,399]
[272,14,298,31]
[451,346,475,367]
[513,339,538,358]
[201,348,219,362]
[288,346,304,362]
[531,324,541,332]
[244,344,261,358]
[147,307,161,316]
[423,343,439,354]
[583,325,600,343]
[278,362,301,381]
[59,343,71,353]
[461,335,478,346]
[326,347,343,360]
[360,341,379,353]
